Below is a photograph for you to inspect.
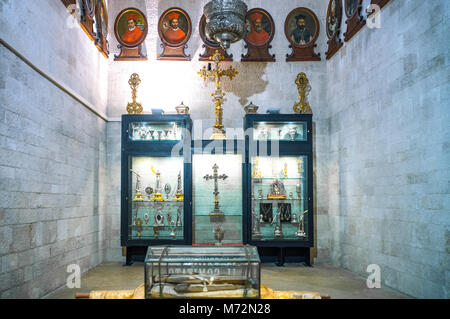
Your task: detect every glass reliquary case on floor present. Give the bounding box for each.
[244,114,314,264]
[121,114,193,264]
[145,245,260,299]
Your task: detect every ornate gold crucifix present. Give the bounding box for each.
[293,72,313,114]
[203,163,228,216]
[126,73,143,114]
[198,50,238,140]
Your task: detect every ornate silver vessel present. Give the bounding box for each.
[204,0,248,49]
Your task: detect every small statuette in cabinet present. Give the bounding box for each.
[291,212,298,224]
[213,224,225,246]
[267,179,287,200]
[148,130,155,140]
[167,212,172,226]
[164,184,172,200]
[153,226,159,238]
[258,189,263,200]
[252,209,262,240]
[295,210,308,238]
[173,171,184,201]
[131,169,144,201]
[151,166,164,201]
[252,157,262,178]
[136,218,143,238]
[272,206,283,239]
[176,206,183,227]
[283,163,288,178]
[296,183,302,200]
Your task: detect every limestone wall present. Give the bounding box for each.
[0,0,108,298]
[325,0,450,298]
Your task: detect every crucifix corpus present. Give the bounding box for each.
[203,163,228,216]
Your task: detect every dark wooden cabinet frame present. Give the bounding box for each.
[241,8,276,62]
[244,114,314,266]
[121,114,193,265]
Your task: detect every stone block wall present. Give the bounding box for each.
[0,0,108,298]
[325,0,450,298]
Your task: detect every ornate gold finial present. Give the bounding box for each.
[198,50,238,140]
[293,72,312,114]
[126,73,143,114]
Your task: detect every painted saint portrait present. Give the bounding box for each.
[245,10,273,47]
[159,9,190,45]
[115,8,148,47]
[96,0,108,38]
[346,0,359,17]
[327,0,342,38]
[286,8,318,46]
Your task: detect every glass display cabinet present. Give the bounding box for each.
[192,140,246,246]
[145,245,260,299]
[244,114,313,266]
[121,114,193,265]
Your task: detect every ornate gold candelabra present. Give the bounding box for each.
[293,72,313,114]
[126,73,143,114]
[198,50,238,139]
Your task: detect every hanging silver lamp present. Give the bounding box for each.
[204,0,248,49]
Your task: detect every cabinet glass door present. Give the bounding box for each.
[129,121,183,141]
[192,154,243,245]
[253,121,307,142]
[128,156,185,240]
[250,155,309,241]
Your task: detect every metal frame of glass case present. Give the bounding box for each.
[121,114,193,265]
[244,114,314,266]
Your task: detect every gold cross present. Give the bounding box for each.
[198,51,238,139]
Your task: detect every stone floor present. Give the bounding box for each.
[45,262,410,299]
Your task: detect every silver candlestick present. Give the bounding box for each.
[296,210,308,238]
[288,127,297,141]
[252,209,262,239]
[164,184,171,200]
[258,189,263,200]
[296,183,302,200]
[272,206,283,239]
[213,224,225,246]
[291,212,298,224]
[176,206,183,227]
